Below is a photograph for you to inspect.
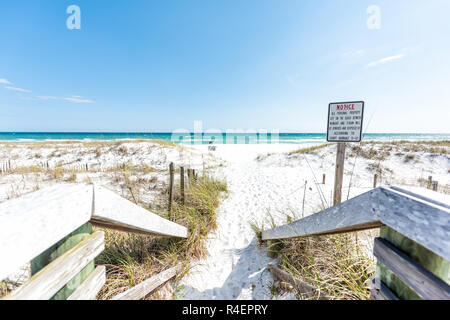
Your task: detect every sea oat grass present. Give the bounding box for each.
[275,234,375,300]
[287,143,333,156]
[96,174,227,300]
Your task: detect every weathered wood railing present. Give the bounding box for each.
[262,186,450,300]
[0,183,188,300]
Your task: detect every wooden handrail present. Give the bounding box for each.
[3,231,104,300]
[0,183,188,282]
[373,237,450,300]
[0,184,93,282]
[261,186,450,262]
[91,184,188,238]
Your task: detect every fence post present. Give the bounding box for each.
[373,174,378,188]
[180,166,185,205]
[428,176,433,189]
[432,181,438,192]
[322,174,326,185]
[168,162,174,218]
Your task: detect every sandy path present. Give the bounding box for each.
[179,145,306,300]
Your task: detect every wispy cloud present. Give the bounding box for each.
[367,54,405,67]
[2,77,94,103]
[0,78,11,85]
[63,96,94,103]
[5,86,32,93]
[37,95,94,103]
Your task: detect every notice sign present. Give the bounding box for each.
[327,101,364,142]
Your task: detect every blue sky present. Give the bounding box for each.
[0,0,449,133]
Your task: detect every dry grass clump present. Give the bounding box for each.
[255,153,274,162]
[365,162,393,178]
[10,165,45,175]
[360,141,449,157]
[272,234,375,300]
[404,154,415,163]
[252,213,375,300]
[287,143,332,156]
[0,281,8,297]
[0,139,176,150]
[96,174,228,300]
[348,145,390,161]
[346,141,449,162]
[361,140,450,147]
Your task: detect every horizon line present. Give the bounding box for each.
[0,132,449,135]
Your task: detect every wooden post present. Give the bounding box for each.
[333,143,346,206]
[192,169,197,181]
[428,176,433,189]
[432,181,438,192]
[373,174,378,188]
[180,166,185,205]
[322,174,326,185]
[168,162,174,218]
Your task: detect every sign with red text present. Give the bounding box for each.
[327,101,364,142]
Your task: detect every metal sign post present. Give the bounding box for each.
[327,101,364,205]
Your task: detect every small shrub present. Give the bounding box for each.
[404,154,415,163]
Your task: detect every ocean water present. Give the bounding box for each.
[0,132,448,144]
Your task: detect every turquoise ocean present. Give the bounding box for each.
[0,132,448,144]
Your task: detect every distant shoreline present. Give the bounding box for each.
[0,132,449,144]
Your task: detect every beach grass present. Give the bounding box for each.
[287,143,333,156]
[1,139,448,299]
[252,217,376,300]
[0,139,227,299]
[96,174,228,300]
[273,233,375,300]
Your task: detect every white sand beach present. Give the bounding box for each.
[177,142,449,299]
[0,140,448,299]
